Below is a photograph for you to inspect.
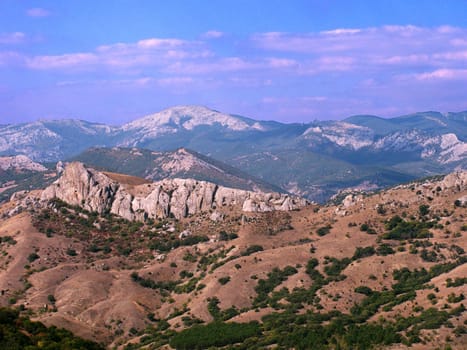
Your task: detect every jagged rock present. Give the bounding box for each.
[10,190,29,202]
[209,211,224,222]
[41,162,308,220]
[456,195,467,206]
[342,194,363,208]
[179,230,192,239]
[56,161,65,175]
[439,171,467,190]
[41,162,119,214]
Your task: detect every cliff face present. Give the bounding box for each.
[41,162,308,220]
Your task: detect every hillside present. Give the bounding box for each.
[0,155,56,204]
[72,147,283,193]
[0,169,465,349]
[1,105,465,202]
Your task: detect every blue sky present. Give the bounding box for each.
[1,0,467,124]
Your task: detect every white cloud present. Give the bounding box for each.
[202,30,224,39]
[27,53,98,69]
[137,38,186,49]
[0,32,26,44]
[25,37,206,71]
[266,58,297,68]
[167,57,258,74]
[321,28,361,35]
[26,8,51,17]
[157,77,194,86]
[415,69,467,81]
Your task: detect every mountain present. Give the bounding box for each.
[1,170,466,349]
[0,155,47,172]
[1,106,466,202]
[0,155,56,203]
[72,147,283,193]
[0,119,117,162]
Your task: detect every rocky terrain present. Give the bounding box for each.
[0,155,47,172]
[0,155,56,204]
[1,106,465,201]
[0,167,465,349]
[41,162,307,220]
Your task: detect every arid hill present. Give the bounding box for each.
[0,170,465,349]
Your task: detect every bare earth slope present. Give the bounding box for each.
[0,171,465,349]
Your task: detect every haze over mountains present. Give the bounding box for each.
[1,105,466,201]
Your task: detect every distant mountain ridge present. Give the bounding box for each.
[72,147,283,193]
[1,105,466,202]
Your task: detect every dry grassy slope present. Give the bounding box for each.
[0,173,465,349]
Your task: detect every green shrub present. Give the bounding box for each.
[446,277,467,287]
[27,252,39,263]
[169,321,260,349]
[241,245,263,256]
[66,248,77,256]
[316,225,332,236]
[419,204,430,216]
[383,216,433,240]
[324,257,351,277]
[218,276,231,285]
[355,286,373,296]
[353,246,376,260]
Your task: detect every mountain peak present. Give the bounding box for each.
[121,105,264,135]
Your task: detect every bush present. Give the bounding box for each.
[241,245,264,256]
[169,321,261,349]
[419,204,430,216]
[353,246,376,260]
[27,252,39,263]
[355,286,373,296]
[383,216,433,240]
[376,244,395,256]
[219,231,238,241]
[446,277,467,288]
[218,276,231,285]
[316,225,332,236]
[324,257,351,277]
[66,248,77,256]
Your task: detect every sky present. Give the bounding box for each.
[1,0,467,125]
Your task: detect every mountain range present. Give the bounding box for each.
[1,106,466,201]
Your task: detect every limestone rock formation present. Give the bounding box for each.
[41,162,119,214]
[41,162,308,220]
[0,155,47,172]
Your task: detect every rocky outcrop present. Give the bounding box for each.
[41,162,119,214]
[0,155,47,172]
[41,162,308,220]
[439,171,467,190]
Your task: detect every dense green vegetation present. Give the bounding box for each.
[0,307,103,350]
[253,265,298,307]
[446,277,467,287]
[240,245,264,256]
[316,225,332,236]
[352,246,375,260]
[169,321,261,349]
[382,215,433,240]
